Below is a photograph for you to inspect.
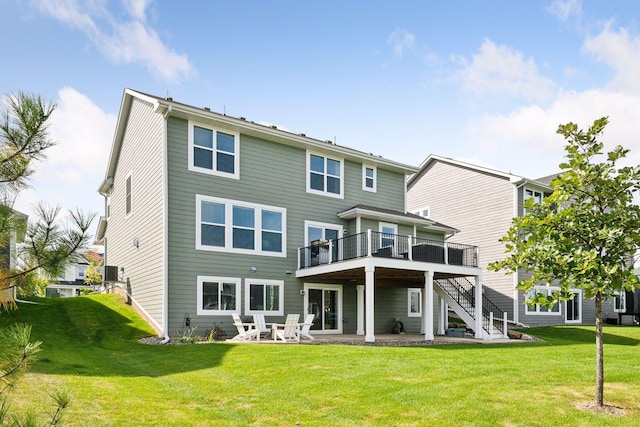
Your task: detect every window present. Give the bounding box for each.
[614,291,626,313]
[305,221,343,266]
[408,288,422,317]
[565,290,582,324]
[307,152,343,198]
[379,222,397,249]
[77,266,86,280]
[245,279,284,315]
[524,287,561,315]
[196,195,286,257]
[125,174,132,215]
[197,276,241,315]
[362,165,376,192]
[413,206,430,218]
[524,188,543,214]
[188,122,239,179]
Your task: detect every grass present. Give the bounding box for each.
[1,294,639,426]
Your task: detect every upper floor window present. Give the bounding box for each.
[188,121,239,179]
[524,188,543,214]
[362,165,376,192]
[196,195,286,257]
[379,222,398,250]
[125,174,132,215]
[307,152,343,198]
[77,266,87,280]
[525,287,560,315]
[413,206,430,218]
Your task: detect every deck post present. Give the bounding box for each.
[356,284,365,335]
[424,271,434,340]
[438,298,447,335]
[365,263,375,342]
[475,274,483,339]
[503,312,509,339]
[366,229,372,257]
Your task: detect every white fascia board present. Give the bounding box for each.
[153,97,418,175]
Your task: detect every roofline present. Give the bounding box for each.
[337,206,459,235]
[99,89,418,196]
[409,154,551,190]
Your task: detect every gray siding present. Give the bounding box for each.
[105,98,165,330]
[408,160,516,319]
[166,116,411,335]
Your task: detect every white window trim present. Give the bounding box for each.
[524,286,562,315]
[304,220,344,246]
[613,291,626,313]
[244,278,285,316]
[565,289,582,324]
[408,288,422,317]
[196,195,287,257]
[188,120,240,180]
[379,222,398,249]
[306,151,344,199]
[197,276,241,316]
[413,206,430,219]
[524,188,543,214]
[362,164,377,192]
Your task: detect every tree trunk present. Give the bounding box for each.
[595,290,604,407]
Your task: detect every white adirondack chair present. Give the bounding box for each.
[231,313,258,341]
[299,314,315,340]
[273,314,301,342]
[252,314,272,340]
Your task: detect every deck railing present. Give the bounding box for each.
[298,230,478,269]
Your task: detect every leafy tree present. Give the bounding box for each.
[490,117,640,408]
[0,92,94,311]
[84,256,103,288]
[0,322,70,425]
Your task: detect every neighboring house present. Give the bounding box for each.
[45,251,103,298]
[407,154,621,326]
[0,209,28,304]
[95,89,500,341]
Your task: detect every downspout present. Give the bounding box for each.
[512,181,527,325]
[160,105,172,344]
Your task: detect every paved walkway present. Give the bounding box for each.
[229,333,526,345]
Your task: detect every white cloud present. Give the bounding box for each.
[14,88,115,232]
[546,0,582,22]
[466,89,640,178]
[388,28,415,57]
[32,0,194,83]
[453,39,555,102]
[584,24,640,94]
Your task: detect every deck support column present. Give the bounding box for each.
[423,271,434,340]
[365,264,375,343]
[475,273,483,339]
[356,284,364,335]
[438,298,447,336]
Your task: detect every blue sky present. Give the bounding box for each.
[2,0,640,240]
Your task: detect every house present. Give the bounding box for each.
[0,209,28,306]
[407,154,622,326]
[95,89,500,342]
[45,251,103,297]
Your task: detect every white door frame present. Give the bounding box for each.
[303,283,343,334]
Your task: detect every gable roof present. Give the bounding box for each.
[337,204,459,236]
[99,89,419,195]
[409,154,553,191]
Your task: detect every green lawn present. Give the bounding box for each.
[1,294,639,426]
